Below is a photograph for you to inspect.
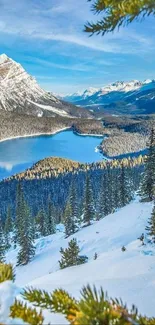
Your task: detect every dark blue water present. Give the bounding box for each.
[0,130,104,180]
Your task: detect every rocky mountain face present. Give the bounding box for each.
[0,54,93,119]
[63,80,155,115]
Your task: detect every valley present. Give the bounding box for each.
[0,54,154,166]
[62,80,155,115]
[0,53,155,325]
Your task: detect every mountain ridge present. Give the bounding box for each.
[0,53,93,119]
[62,79,155,115]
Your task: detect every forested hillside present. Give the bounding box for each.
[0,128,154,325]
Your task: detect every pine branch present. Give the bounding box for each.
[10,299,44,325]
[0,263,15,283]
[23,287,54,310]
[23,287,79,316]
[85,0,155,35]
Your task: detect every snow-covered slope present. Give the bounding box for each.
[6,199,155,324]
[63,79,155,115]
[0,54,93,119]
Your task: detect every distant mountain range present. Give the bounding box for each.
[0,54,92,119]
[62,80,155,115]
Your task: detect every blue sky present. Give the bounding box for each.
[0,0,155,94]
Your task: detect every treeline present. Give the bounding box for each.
[6,154,145,181]
[0,157,144,223]
[0,158,143,265]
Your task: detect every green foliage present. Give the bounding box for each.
[146,202,155,243]
[140,128,155,202]
[59,238,87,269]
[63,179,79,237]
[119,163,133,207]
[16,184,35,266]
[64,201,74,237]
[0,263,43,325]
[0,263,15,283]
[15,182,26,243]
[23,285,155,325]
[1,263,155,325]
[23,287,78,318]
[85,0,155,35]
[0,218,6,263]
[83,173,95,226]
[4,205,13,235]
[4,206,13,250]
[10,299,44,325]
[36,208,49,237]
[47,196,56,235]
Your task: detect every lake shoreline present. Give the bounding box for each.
[0,127,105,144]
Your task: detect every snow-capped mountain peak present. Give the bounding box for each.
[0,54,93,118]
[62,78,155,115]
[0,53,9,64]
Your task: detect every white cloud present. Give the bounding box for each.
[26,57,94,72]
[0,0,155,55]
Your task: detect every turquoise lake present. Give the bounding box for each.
[0,130,104,180]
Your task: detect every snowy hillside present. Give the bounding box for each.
[0,54,93,119]
[6,199,155,324]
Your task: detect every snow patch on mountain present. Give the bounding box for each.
[28,100,72,117]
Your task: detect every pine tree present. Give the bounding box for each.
[36,208,49,237]
[59,238,80,269]
[59,238,87,269]
[16,201,35,266]
[47,196,56,235]
[140,128,155,202]
[64,201,76,237]
[4,205,13,249]
[14,183,26,245]
[69,180,80,226]
[83,174,95,226]
[119,164,132,208]
[146,202,155,243]
[4,205,13,234]
[102,171,111,217]
[64,181,79,237]
[113,169,122,209]
[0,217,6,262]
[96,173,105,220]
